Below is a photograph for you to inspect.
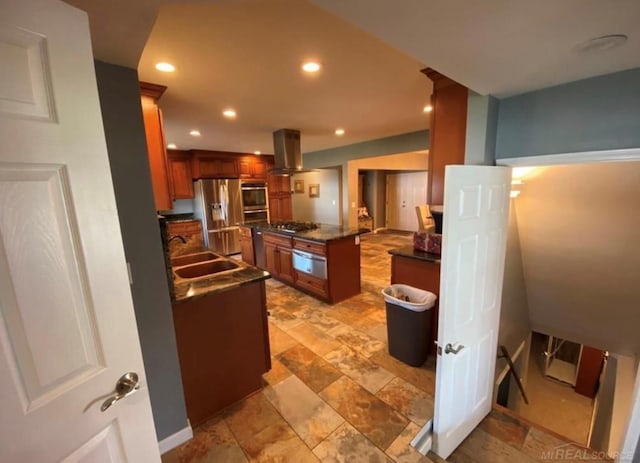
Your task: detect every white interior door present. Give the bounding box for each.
[431,165,511,459]
[386,172,428,231]
[0,1,160,461]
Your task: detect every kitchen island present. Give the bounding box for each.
[388,245,441,356]
[170,251,271,427]
[240,222,362,304]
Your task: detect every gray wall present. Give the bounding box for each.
[465,92,499,166]
[303,129,429,168]
[495,67,640,160]
[94,61,188,441]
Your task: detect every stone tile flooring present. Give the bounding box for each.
[163,233,604,462]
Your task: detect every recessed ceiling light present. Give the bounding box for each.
[167,143,177,149]
[575,34,628,53]
[302,61,321,73]
[254,150,261,155]
[189,130,201,137]
[335,128,345,136]
[155,62,175,72]
[423,105,433,113]
[223,109,237,119]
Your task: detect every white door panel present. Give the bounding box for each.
[0,0,160,461]
[431,165,511,459]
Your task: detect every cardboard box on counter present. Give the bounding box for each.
[413,232,442,255]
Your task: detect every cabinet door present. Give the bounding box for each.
[219,158,239,178]
[269,196,281,222]
[194,155,239,179]
[253,159,267,180]
[278,247,294,283]
[169,155,194,199]
[240,236,255,266]
[141,97,172,210]
[238,157,253,178]
[280,194,293,221]
[264,242,279,276]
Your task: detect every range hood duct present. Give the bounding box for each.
[270,128,314,175]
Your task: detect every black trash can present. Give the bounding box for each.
[383,284,437,367]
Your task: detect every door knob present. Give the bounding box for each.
[100,372,140,412]
[444,343,465,355]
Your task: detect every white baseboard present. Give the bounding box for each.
[158,421,193,454]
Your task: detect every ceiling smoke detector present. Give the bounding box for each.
[575,34,628,53]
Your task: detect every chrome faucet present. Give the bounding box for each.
[169,235,187,244]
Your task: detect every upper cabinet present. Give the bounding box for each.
[239,156,268,180]
[140,82,172,211]
[191,151,239,179]
[167,150,194,199]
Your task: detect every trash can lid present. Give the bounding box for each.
[382,284,437,312]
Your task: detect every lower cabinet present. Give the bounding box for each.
[264,233,294,283]
[239,226,255,265]
[172,281,270,427]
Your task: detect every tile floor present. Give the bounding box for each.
[163,233,605,463]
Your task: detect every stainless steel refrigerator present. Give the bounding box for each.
[193,179,242,255]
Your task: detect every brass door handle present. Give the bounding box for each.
[100,372,140,412]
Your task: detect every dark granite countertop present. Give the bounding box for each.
[388,245,441,264]
[172,257,270,303]
[244,222,362,243]
[162,213,196,223]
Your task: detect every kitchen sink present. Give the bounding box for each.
[171,251,219,267]
[174,259,239,279]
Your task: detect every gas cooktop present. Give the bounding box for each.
[271,221,319,233]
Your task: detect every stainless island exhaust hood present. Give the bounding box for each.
[269,128,315,175]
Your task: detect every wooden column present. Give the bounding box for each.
[421,69,468,205]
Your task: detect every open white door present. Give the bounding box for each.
[0,0,160,461]
[431,165,511,459]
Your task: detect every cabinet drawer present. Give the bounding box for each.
[263,232,292,248]
[294,270,328,297]
[239,226,252,238]
[293,238,326,256]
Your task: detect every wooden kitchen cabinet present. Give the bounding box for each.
[267,172,292,222]
[172,281,270,427]
[191,150,239,179]
[421,69,468,205]
[167,150,194,199]
[263,232,294,282]
[239,226,255,266]
[140,82,172,211]
[239,156,268,180]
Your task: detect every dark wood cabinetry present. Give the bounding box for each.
[191,151,239,179]
[263,232,294,282]
[140,82,172,211]
[172,281,270,427]
[267,172,292,222]
[421,69,468,205]
[239,226,255,265]
[167,150,194,199]
[258,233,360,304]
[239,156,268,180]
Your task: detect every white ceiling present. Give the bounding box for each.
[137,0,431,154]
[66,0,640,153]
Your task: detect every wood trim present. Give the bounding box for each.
[421,67,463,89]
[496,147,640,166]
[139,81,167,100]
